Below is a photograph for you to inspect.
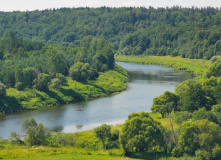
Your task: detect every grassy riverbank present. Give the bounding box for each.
[0,114,196,160]
[1,65,128,113]
[116,55,211,75]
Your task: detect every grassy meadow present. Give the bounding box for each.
[116,55,211,76]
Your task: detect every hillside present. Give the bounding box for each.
[0,7,220,59]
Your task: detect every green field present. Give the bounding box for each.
[116,55,211,76]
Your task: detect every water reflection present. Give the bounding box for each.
[0,62,193,138]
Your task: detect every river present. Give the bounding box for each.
[0,62,193,138]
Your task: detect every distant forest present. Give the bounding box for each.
[0,6,221,59]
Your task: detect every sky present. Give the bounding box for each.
[0,0,221,12]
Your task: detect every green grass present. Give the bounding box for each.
[116,55,211,76]
[4,65,128,113]
[0,114,197,160]
[0,126,197,160]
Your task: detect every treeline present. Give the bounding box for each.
[0,35,115,113]
[143,58,221,159]
[0,7,221,59]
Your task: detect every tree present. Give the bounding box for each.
[9,132,23,145]
[69,62,90,82]
[88,68,99,80]
[47,51,67,76]
[206,58,221,78]
[173,119,221,159]
[33,73,51,92]
[94,124,111,149]
[192,108,217,124]
[120,112,165,154]
[181,82,208,112]
[15,65,24,84]
[22,118,50,146]
[56,73,67,85]
[0,82,6,98]
[151,91,180,117]
[22,67,36,88]
[210,56,221,63]
[49,78,61,89]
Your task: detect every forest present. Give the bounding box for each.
[0,33,129,113]
[0,6,220,59]
[0,6,221,160]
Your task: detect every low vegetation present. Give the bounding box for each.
[116,55,211,75]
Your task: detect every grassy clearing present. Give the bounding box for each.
[116,55,211,76]
[4,65,128,112]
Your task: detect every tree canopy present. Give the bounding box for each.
[120,112,165,154]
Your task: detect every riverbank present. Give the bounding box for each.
[0,113,196,160]
[116,55,211,76]
[1,65,128,114]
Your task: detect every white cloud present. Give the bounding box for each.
[0,0,220,12]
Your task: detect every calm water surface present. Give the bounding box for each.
[0,62,193,138]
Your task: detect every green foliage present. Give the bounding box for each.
[210,56,221,63]
[94,124,111,149]
[0,81,6,98]
[211,104,221,113]
[22,118,50,146]
[15,82,23,90]
[88,68,99,80]
[0,7,220,60]
[192,108,218,124]
[69,62,91,82]
[175,80,211,112]
[49,78,62,89]
[182,82,208,111]
[47,51,67,76]
[1,68,128,113]
[151,91,180,117]
[55,73,67,85]
[33,73,51,92]
[120,112,165,154]
[174,111,192,125]
[173,119,221,159]
[206,58,221,78]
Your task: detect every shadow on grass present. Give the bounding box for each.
[127,152,172,160]
[46,90,65,104]
[60,88,85,102]
[87,82,107,94]
[0,96,22,113]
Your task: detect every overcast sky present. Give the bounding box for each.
[0,0,221,12]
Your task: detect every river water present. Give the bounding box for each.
[0,62,193,138]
